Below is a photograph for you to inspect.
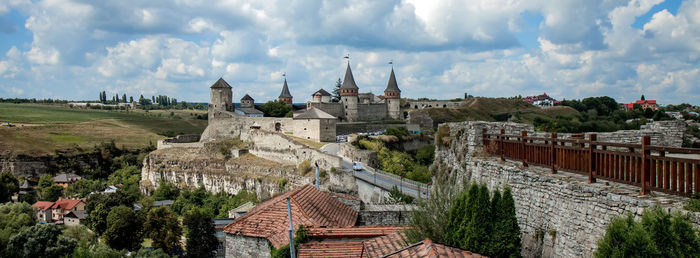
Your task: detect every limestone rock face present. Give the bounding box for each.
[140,146,356,200]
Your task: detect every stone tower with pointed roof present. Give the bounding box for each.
[209,77,233,115]
[384,67,402,120]
[340,63,360,122]
[240,94,254,108]
[278,78,293,105]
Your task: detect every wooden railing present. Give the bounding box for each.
[482,129,700,197]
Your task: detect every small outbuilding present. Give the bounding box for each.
[293,107,337,142]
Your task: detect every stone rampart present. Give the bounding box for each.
[357,204,415,226]
[340,143,378,168]
[357,103,388,121]
[248,130,341,171]
[406,100,464,109]
[434,120,698,258]
[157,135,204,149]
[200,114,293,142]
[336,123,419,136]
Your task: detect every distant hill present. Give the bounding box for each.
[410,97,579,128]
[0,103,208,156]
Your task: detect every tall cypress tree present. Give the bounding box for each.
[498,187,522,258]
[463,184,492,253]
[488,190,503,257]
[445,191,468,246]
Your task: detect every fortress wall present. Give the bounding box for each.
[357,103,388,121]
[336,123,416,136]
[307,102,344,118]
[434,121,696,258]
[406,100,464,109]
[248,130,341,171]
[200,114,293,142]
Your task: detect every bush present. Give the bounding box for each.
[388,185,414,204]
[298,160,312,175]
[594,208,700,258]
[385,127,409,137]
[685,194,700,212]
[435,125,451,147]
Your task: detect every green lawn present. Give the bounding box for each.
[0,103,208,155]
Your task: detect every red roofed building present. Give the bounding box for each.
[624,99,658,111]
[382,238,485,257]
[33,198,86,223]
[32,201,54,222]
[222,184,358,257]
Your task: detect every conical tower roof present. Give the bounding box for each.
[241,94,254,101]
[210,77,232,89]
[279,78,293,98]
[340,63,359,90]
[384,67,401,93]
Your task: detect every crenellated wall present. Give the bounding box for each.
[433,121,697,258]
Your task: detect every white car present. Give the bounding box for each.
[352,162,363,171]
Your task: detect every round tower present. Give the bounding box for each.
[340,63,359,122]
[384,67,402,120]
[209,78,233,117]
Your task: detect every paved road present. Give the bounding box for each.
[323,142,429,198]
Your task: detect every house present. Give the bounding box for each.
[523,93,557,107]
[64,210,87,226]
[222,184,358,257]
[53,173,82,188]
[311,89,332,103]
[214,219,236,258]
[49,198,86,222]
[624,99,658,111]
[32,201,54,223]
[228,201,256,219]
[292,107,337,142]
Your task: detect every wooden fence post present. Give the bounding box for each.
[588,134,597,183]
[551,133,557,174]
[641,136,650,195]
[521,131,528,167]
[500,129,505,161]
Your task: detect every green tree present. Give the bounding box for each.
[405,178,461,244]
[0,202,36,252]
[332,78,342,102]
[259,100,292,117]
[72,243,126,258]
[492,187,521,258]
[41,185,64,202]
[385,126,409,137]
[86,190,137,235]
[462,185,491,253]
[62,225,96,247]
[594,215,659,258]
[6,224,77,258]
[134,248,171,258]
[445,188,470,246]
[0,171,19,203]
[38,174,53,189]
[144,207,182,255]
[103,205,143,251]
[153,181,180,201]
[184,208,219,258]
[415,145,436,166]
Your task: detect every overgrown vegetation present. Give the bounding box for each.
[259,100,292,117]
[388,185,414,204]
[355,137,433,183]
[594,208,700,258]
[167,185,259,218]
[270,225,309,258]
[683,194,700,212]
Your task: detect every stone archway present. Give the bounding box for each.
[275,122,281,132]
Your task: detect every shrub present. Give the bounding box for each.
[685,194,700,212]
[386,127,409,137]
[435,125,451,147]
[297,160,312,175]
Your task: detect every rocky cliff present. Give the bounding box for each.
[140,146,356,200]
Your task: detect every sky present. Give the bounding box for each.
[0,0,698,104]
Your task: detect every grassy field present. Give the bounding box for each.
[411,97,580,127]
[0,103,208,155]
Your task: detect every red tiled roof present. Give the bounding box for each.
[361,232,410,257]
[50,198,84,210]
[298,241,365,258]
[32,201,54,211]
[383,238,485,258]
[307,225,404,239]
[222,184,358,248]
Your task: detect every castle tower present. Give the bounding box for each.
[240,94,254,108]
[278,78,293,105]
[209,78,233,115]
[384,67,401,120]
[340,63,359,122]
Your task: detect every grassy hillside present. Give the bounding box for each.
[0,103,207,156]
[413,97,579,127]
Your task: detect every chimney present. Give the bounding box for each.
[315,162,320,189]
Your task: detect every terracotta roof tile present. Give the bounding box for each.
[298,241,365,258]
[50,198,84,210]
[383,238,485,258]
[361,232,410,258]
[307,226,404,239]
[223,184,358,248]
[32,201,54,211]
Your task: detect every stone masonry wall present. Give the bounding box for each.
[225,235,271,258]
[340,143,378,168]
[434,120,698,258]
[248,130,341,171]
[357,204,415,226]
[357,103,388,121]
[336,123,418,136]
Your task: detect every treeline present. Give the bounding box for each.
[535,96,673,133]
[0,98,71,104]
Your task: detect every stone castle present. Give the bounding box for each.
[204,62,407,142]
